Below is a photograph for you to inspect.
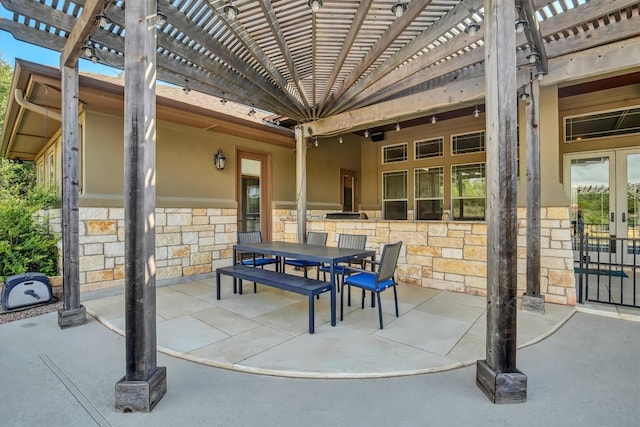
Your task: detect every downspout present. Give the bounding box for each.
[14,89,62,121]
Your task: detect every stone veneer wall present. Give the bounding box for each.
[47,207,237,291]
[277,207,576,305]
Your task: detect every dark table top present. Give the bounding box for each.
[233,241,375,264]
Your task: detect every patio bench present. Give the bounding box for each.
[215,265,333,334]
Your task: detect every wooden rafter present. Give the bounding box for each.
[61,0,107,67]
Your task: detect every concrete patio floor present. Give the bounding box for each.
[83,274,575,378]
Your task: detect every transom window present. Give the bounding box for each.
[564,106,640,142]
[415,137,443,159]
[383,143,408,164]
[415,167,444,220]
[383,170,407,220]
[452,131,485,155]
[451,163,486,220]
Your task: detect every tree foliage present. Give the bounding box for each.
[0,54,12,135]
[0,159,59,280]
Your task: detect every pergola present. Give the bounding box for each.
[2,0,640,411]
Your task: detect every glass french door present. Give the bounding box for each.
[566,149,640,264]
[237,151,271,239]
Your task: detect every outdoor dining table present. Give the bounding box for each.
[232,241,376,326]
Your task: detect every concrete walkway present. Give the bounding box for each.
[82,276,574,378]
[0,308,638,426]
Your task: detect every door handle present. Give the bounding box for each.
[622,212,626,223]
[610,212,615,222]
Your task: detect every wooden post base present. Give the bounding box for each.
[58,305,87,329]
[115,367,167,412]
[476,360,527,404]
[522,294,545,314]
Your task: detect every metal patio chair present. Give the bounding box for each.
[236,231,280,293]
[319,234,367,300]
[283,231,328,279]
[340,241,402,330]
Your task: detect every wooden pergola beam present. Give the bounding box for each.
[60,0,107,67]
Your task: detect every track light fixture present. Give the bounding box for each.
[224,1,240,21]
[391,2,408,18]
[96,14,111,28]
[527,51,540,64]
[465,22,480,37]
[308,0,323,13]
[515,18,527,33]
[154,8,167,28]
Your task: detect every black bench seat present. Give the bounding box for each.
[216,265,333,334]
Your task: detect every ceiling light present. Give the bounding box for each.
[391,2,408,18]
[307,0,323,13]
[364,129,369,138]
[473,105,480,118]
[536,71,546,81]
[431,115,437,124]
[183,80,190,94]
[515,19,527,33]
[395,122,401,132]
[313,136,319,147]
[275,118,280,125]
[154,9,167,28]
[527,51,539,64]
[248,107,256,117]
[83,44,94,58]
[96,14,111,28]
[220,92,228,105]
[224,1,240,21]
[519,91,530,101]
[339,135,343,144]
[465,22,480,37]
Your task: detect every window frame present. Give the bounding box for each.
[382,169,408,220]
[414,137,444,160]
[382,142,408,164]
[450,130,485,156]
[450,161,486,221]
[414,166,444,221]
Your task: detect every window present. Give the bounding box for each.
[415,137,443,159]
[451,163,486,220]
[452,131,485,154]
[383,143,407,164]
[415,167,443,220]
[383,170,407,220]
[564,106,640,142]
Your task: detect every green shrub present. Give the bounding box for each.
[0,159,59,280]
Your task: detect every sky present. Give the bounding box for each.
[0,4,120,75]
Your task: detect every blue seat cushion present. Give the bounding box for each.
[319,264,349,274]
[241,258,279,267]
[284,259,321,267]
[344,272,394,291]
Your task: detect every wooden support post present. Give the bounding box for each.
[115,0,166,412]
[522,78,545,314]
[58,61,86,329]
[295,125,307,243]
[476,0,527,404]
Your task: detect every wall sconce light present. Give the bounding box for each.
[391,2,408,18]
[214,149,226,170]
[308,0,323,13]
[224,1,240,21]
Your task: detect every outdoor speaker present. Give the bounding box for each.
[370,131,385,142]
[1,272,52,311]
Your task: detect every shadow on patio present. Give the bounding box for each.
[83,275,575,379]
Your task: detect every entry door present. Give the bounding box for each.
[237,151,272,239]
[341,169,358,212]
[566,149,640,264]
